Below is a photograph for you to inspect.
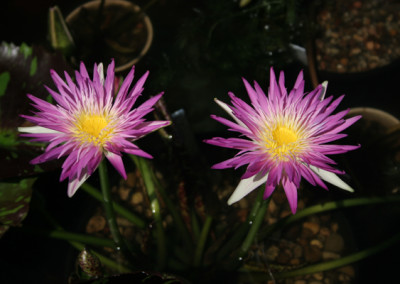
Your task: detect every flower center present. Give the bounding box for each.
[272,126,298,147]
[74,113,113,146]
[263,124,301,160]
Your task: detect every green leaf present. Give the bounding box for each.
[0,71,10,96]
[0,178,35,238]
[48,6,75,57]
[0,41,72,179]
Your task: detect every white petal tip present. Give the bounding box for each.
[310,165,354,193]
[18,126,60,134]
[227,172,269,206]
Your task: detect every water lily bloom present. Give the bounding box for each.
[205,68,361,213]
[19,60,170,197]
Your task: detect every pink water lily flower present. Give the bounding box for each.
[19,60,170,197]
[205,68,361,213]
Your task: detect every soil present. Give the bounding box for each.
[315,0,400,73]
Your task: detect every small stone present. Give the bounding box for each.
[297,199,305,210]
[303,221,320,235]
[290,258,300,266]
[340,57,348,66]
[131,191,143,205]
[294,280,306,284]
[338,265,355,277]
[268,199,278,214]
[280,210,291,218]
[330,222,339,233]
[126,172,136,187]
[293,244,303,258]
[319,227,331,237]
[86,215,106,233]
[325,233,344,253]
[301,227,314,239]
[323,278,331,284]
[313,272,324,280]
[237,209,248,222]
[338,273,351,282]
[389,29,397,36]
[366,41,375,50]
[265,245,280,261]
[272,189,286,204]
[267,216,277,225]
[310,238,324,249]
[122,226,136,239]
[322,251,340,260]
[298,237,308,247]
[118,185,130,201]
[353,1,362,9]
[285,225,301,240]
[276,251,291,264]
[305,245,322,263]
[350,47,361,55]
[117,217,134,227]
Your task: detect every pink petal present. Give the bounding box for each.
[105,151,127,179]
[282,178,298,214]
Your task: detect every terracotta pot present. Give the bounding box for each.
[66,0,153,73]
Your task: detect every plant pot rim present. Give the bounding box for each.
[348,107,399,129]
[66,0,153,73]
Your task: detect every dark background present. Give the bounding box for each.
[0,0,399,283]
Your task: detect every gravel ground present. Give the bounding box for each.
[315,0,400,73]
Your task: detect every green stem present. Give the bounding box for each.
[131,155,166,270]
[81,182,146,229]
[217,188,266,262]
[31,191,132,273]
[194,216,213,267]
[261,195,400,239]
[98,161,125,250]
[238,196,269,260]
[150,164,193,250]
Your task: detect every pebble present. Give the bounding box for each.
[325,233,345,253]
[322,251,340,260]
[276,250,292,264]
[304,245,322,263]
[315,0,400,73]
[303,221,320,235]
[338,265,355,278]
[313,272,324,281]
[118,185,131,201]
[310,238,324,249]
[130,191,144,205]
[86,215,106,233]
[265,245,280,261]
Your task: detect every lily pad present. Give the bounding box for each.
[0,42,72,178]
[0,178,35,238]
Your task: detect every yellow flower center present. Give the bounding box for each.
[263,124,301,161]
[73,113,114,146]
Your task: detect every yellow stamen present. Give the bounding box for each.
[263,124,301,160]
[272,126,298,146]
[73,113,113,146]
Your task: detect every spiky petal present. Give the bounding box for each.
[205,68,360,214]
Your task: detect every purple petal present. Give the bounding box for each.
[282,178,298,214]
[105,151,127,179]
